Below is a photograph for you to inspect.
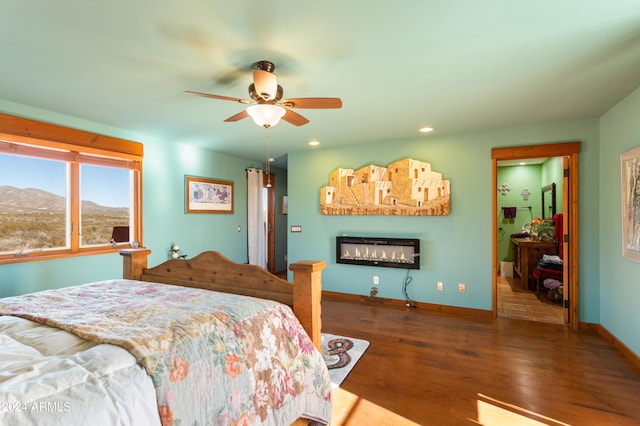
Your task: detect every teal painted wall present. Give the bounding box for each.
[142,139,259,267]
[599,86,640,357]
[0,100,287,296]
[0,253,123,296]
[288,119,601,320]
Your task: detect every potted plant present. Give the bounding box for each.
[530,217,555,241]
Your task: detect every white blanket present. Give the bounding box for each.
[0,280,332,425]
[0,315,160,425]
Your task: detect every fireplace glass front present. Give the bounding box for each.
[336,236,420,269]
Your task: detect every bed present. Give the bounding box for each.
[0,249,331,426]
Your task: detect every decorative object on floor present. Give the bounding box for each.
[620,145,640,262]
[321,333,370,388]
[543,278,563,304]
[320,157,450,216]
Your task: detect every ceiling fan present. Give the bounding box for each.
[185,60,342,128]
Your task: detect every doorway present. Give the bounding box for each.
[492,142,580,330]
[496,157,564,324]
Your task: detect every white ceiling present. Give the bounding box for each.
[1,1,639,166]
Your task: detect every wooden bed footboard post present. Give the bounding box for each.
[289,260,326,351]
[120,248,151,280]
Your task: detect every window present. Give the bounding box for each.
[80,164,133,247]
[0,113,142,263]
[0,154,68,252]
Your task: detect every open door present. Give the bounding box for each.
[492,142,580,330]
[562,154,580,326]
[562,157,570,322]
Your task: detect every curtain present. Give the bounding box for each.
[247,168,267,268]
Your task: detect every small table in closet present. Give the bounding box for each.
[511,237,558,290]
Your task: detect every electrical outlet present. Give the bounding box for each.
[373,276,379,285]
[458,283,466,293]
[437,281,443,291]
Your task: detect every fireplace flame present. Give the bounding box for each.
[337,237,419,270]
[341,244,414,264]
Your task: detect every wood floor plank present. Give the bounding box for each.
[322,299,640,425]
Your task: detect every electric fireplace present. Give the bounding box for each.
[336,236,420,269]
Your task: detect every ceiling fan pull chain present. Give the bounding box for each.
[265,127,272,188]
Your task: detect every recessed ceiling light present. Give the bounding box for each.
[519,162,526,165]
[308,140,320,146]
[419,127,434,133]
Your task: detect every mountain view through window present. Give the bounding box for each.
[0,154,131,254]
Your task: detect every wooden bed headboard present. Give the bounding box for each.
[120,249,326,350]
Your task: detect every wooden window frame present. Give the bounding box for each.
[0,113,143,264]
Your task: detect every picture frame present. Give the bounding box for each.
[282,195,288,215]
[185,176,234,214]
[620,146,640,262]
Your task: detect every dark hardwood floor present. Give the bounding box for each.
[321,298,640,425]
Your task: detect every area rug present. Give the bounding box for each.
[321,333,370,388]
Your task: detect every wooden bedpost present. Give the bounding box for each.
[289,260,326,351]
[120,248,151,280]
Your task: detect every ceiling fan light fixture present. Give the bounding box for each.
[247,104,286,128]
[256,79,278,101]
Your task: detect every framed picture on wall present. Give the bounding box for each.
[620,146,640,262]
[282,196,288,214]
[185,176,234,214]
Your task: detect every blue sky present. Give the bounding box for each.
[1,154,130,207]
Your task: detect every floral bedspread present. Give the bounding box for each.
[0,279,332,425]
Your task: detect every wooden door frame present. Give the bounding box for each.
[492,142,580,330]
[263,173,275,273]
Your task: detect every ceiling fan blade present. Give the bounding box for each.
[215,69,247,86]
[253,69,278,100]
[185,90,251,104]
[281,97,342,109]
[224,110,249,122]
[282,108,310,126]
